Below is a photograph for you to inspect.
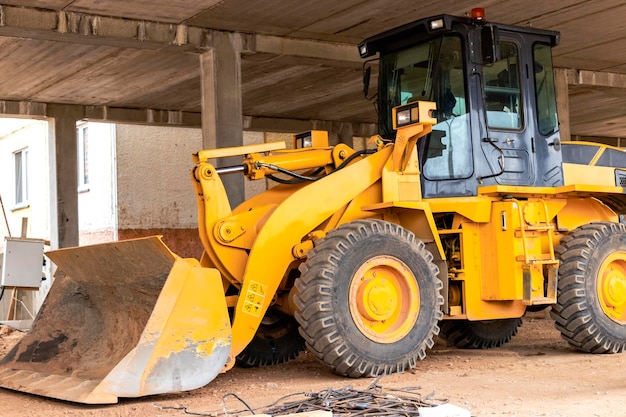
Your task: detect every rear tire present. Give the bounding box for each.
[236,310,305,367]
[438,318,522,349]
[294,219,443,377]
[551,222,626,353]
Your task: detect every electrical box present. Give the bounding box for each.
[1,237,45,288]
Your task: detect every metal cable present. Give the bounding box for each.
[153,379,446,417]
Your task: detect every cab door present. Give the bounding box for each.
[479,34,535,185]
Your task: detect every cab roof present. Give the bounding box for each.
[358,14,560,58]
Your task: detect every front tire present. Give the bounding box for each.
[439,318,522,349]
[294,219,443,377]
[551,222,626,353]
[236,310,305,367]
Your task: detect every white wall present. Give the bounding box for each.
[0,120,285,322]
[0,119,118,246]
[0,119,50,244]
[77,122,117,245]
[0,119,118,321]
[0,118,52,323]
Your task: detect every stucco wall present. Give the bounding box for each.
[115,124,202,229]
[114,124,204,258]
[114,127,276,258]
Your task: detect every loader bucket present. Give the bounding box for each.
[0,236,231,404]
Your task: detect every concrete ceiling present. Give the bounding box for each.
[1,0,626,138]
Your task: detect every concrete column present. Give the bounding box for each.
[200,32,245,207]
[554,68,571,142]
[47,104,83,249]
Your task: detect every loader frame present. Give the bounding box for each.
[2,10,626,405]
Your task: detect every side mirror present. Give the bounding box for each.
[362,66,371,99]
[481,25,500,64]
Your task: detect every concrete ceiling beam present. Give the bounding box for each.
[564,68,626,89]
[0,99,375,134]
[0,4,361,67]
[243,115,376,136]
[0,4,197,51]
[0,100,47,118]
[84,106,202,127]
[251,34,361,68]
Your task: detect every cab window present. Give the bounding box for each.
[482,42,522,130]
[380,35,472,180]
[533,43,558,135]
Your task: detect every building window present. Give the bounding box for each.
[77,124,89,190]
[14,148,29,207]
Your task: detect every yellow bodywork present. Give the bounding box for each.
[3,103,626,404]
[430,181,625,320]
[195,141,398,368]
[562,141,626,187]
[0,107,437,404]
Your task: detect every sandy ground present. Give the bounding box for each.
[0,312,625,417]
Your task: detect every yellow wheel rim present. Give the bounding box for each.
[597,252,626,324]
[348,255,419,343]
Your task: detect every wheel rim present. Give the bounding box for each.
[348,255,419,343]
[597,252,626,324]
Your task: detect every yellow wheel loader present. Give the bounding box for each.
[2,8,626,404]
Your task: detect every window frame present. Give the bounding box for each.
[482,40,524,131]
[77,123,89,191]
[13,148,29,208]
[420,35,474,181]
[532,42,559,136]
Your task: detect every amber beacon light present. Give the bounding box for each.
[471,7,486,20]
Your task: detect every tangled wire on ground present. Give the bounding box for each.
[153,376,447,417]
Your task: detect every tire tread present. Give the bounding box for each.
[550,222,626,354]
[294,219,443,377]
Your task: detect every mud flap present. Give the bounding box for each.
[0,237,231,404]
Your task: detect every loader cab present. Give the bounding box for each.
[359,11,563,197]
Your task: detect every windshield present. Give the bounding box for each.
[379,35,467,134]
[378,35,473,180]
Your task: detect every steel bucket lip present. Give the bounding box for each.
[0,368,114,404]
[0,237,231,404]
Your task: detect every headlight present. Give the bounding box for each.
[358,43,368,57]
[396,108,412,126]
[393,102,420,128]
[293,132,313,148]
[429,18,444,30]
[392,101,437,129]
[293,130,329,149]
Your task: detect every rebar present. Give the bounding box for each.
[257,378,446,417]
[153,378,447,417]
